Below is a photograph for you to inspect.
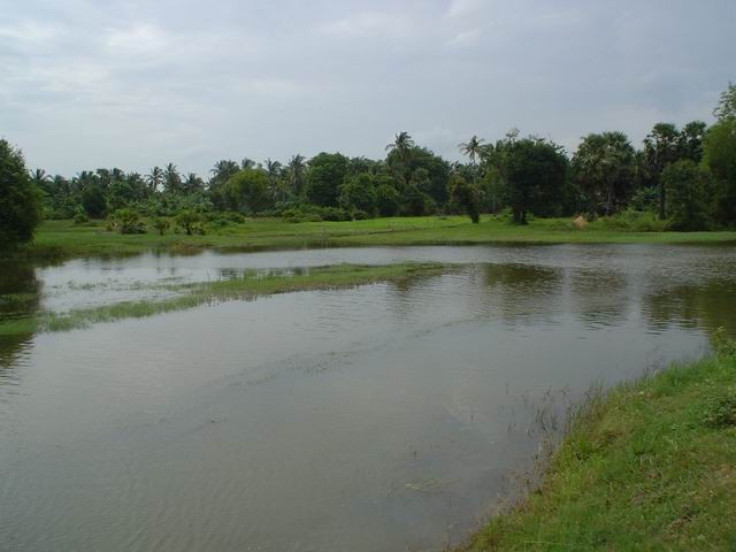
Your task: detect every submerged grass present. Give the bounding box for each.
[0,262,447,335]
[18,216,736,261]
[462,348,736,551]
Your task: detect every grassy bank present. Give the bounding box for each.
[0,262,446,336]
[464,342,736,551]
[19,216,736,260]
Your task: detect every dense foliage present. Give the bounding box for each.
[11,84,736,235]
[0,140,40,249]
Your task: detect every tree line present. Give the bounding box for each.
[1,84,735,246]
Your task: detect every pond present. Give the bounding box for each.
[2,244,736,551]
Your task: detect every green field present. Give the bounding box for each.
[19,216,736,260]
[463,340,736,551]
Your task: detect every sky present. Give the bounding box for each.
[1,0,734,177]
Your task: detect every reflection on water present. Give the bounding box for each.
[1,244,735,551]
[0,262,40,372]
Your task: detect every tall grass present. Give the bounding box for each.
[462,344,736,551]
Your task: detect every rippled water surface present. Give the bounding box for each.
[1,244,736,551]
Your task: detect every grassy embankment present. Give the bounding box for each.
[463,338,736,551]
[0,262,446,336]
[21,216,736,260]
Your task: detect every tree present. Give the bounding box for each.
[503,137,568,224]
[0,140,41,249]
[176,210,202,235]
[375,181,401,217]
[458,135,485,186]
[661,161,712,231]
[146,166,163,193]
[163,163,182,195]
[572,132,635,218]
[678,121,708,163]
[385,132,416,183]
[151,217,170,236]
[306,152,349,207]
[643,123,680,219]
[288,154,307,198]
[448,174,482,223]
[224,169,271,214]
[385,131,415,164]
[704,87,736,225]
[713,82,736,121]
[338,173,377,216]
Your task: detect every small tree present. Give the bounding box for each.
[176,210,201,235]
[448,174,482,223]
[109,208,146,234]
[0,140,40,250]
[151,217,170,236]
[661,161,712,231]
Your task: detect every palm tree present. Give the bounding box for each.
[184,173,204,194]
[459,135,485,167]
[31,168,49,186]
[288,154,306,198]
[385,131,415,164]
[265,159,284,200]
[146,166,163,193]
[241,157,256,170]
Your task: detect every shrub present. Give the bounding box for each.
[176,210,202,235]
[596,209,667,232]
[109,208,146,234]
[151,217,170,236]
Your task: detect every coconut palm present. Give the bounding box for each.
[288,154,307,197]
[146,166,163,193]
[385,131,415,163]
[459,135,485,167]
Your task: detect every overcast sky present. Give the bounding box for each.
[1,0,734,176]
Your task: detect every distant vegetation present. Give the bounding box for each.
[2,84,736,252]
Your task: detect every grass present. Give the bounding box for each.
[18,216,736,261]
[462,345,736,551]
[0,262,447,336]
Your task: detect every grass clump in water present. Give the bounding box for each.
[462,342,736,551]
[4,262,447,335]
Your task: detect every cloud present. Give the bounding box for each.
[0,0,731,175]
[445,28,481,49]
[320,11,414,39]
[106,24,168,56]
[447,0,484,18]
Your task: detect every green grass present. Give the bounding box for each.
[0,262,447,335]
[19,216,736,261]
[463,349,736,551]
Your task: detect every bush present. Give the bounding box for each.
[108,208,146,234]
[281,205,351,223]
[596,209,667,232]
[73,210,89,225]
[151,217,170,236]
[176,210,202,235]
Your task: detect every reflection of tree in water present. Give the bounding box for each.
[0,262,41,369]
[386,270,443,321]
[644,281,736,339]
[570,269,630,327]
[482,264,563,324]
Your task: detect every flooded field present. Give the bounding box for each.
[2,244,735,551]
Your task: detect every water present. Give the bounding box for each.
[1,244,736,551]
